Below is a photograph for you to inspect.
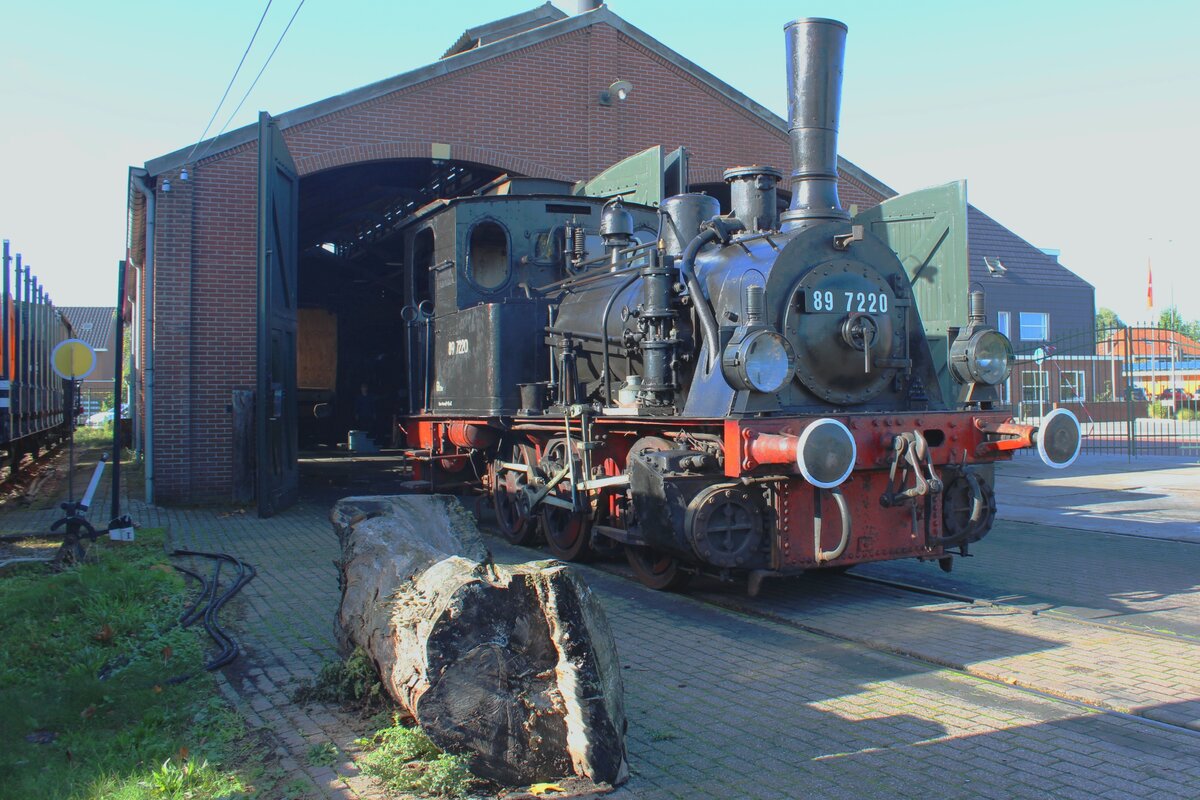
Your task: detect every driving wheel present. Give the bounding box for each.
[492,443,540,545]
[625,544,692,591]
[539,439,595,561]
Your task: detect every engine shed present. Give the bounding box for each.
[125,3,1090,512]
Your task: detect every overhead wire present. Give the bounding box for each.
[182,0,276,167]
[193,0,307,165]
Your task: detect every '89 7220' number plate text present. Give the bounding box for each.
[805,289,889,314]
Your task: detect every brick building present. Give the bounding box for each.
[126,3,1095,509]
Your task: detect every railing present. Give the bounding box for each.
[1009,324,1200,457]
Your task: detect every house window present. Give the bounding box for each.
[997,311,1010,338]
[1059,370,1085,403]
[1021,369,1048,404]
[1019,312,1049,341]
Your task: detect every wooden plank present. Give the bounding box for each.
[298,308,337,390]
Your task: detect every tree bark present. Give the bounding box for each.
[332,495,628,787]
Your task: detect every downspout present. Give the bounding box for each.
[131,167,155,505]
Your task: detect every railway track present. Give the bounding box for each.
[684,568,1200,737]
[478,522,1200,740]
[843,571,1200,645]
[0,436,70,502]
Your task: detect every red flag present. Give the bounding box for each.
[1147,260,1153,310]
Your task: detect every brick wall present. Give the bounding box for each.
[142,21,886,503]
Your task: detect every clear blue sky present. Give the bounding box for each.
[1,0,1196,325]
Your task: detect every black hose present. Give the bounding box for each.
[173,564,209,627]
[170,549,256,673]
[180,558,219,628]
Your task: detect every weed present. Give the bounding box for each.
[293,647,391,711]
[649,730,677,742]
[358,715,475,798]
[306,741,339,767]
[281,777,315,799]
[147,757,226,797]
[422,753,475,798]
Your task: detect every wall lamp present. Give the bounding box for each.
[600,79,633,106]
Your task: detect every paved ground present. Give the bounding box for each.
[4,449,1200,799]
[994,452,1200,542]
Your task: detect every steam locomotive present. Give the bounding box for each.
[396,18,1081,592]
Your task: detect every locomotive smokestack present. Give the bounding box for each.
[780,18,849,231]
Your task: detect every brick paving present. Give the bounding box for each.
[5,454,1200,798]
[695,570,1200,732]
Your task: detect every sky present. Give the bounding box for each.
[1,0,1197,326]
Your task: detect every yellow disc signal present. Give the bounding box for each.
[52,338,97,380]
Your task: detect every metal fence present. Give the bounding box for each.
[1006,324,1200,457]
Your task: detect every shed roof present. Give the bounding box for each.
[967,205,1093,290]
[143,4,894,200]
[60,307,116,350]
[442,2,567,59]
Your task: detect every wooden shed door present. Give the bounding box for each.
[256,111,299,517]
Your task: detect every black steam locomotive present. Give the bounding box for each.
[398,18,1080,592]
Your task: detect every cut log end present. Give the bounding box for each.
[333,495,628,786]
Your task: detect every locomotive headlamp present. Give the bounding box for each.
[796,418,857,488]
[722,329,796,393]
[950,329,1013,386]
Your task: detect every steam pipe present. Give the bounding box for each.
[780,18,849,232]
[679,228,722,371]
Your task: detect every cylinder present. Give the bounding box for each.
[660,193,720,257]
[969,290,986,325]
[780,18,849,232]
[745,284,765,324]
[518,382,548,414]
[724,166,782,232]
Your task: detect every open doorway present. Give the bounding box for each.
[294,158,504,500]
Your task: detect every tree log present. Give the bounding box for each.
[332,495,628,786]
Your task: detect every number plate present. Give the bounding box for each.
[805,289,889,314]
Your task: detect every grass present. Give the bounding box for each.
[0,529,251,799]
[356,715,475,799]
[71,423,121,449]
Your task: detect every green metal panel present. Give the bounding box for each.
[853,181,969,402]
[574,145,672,206]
